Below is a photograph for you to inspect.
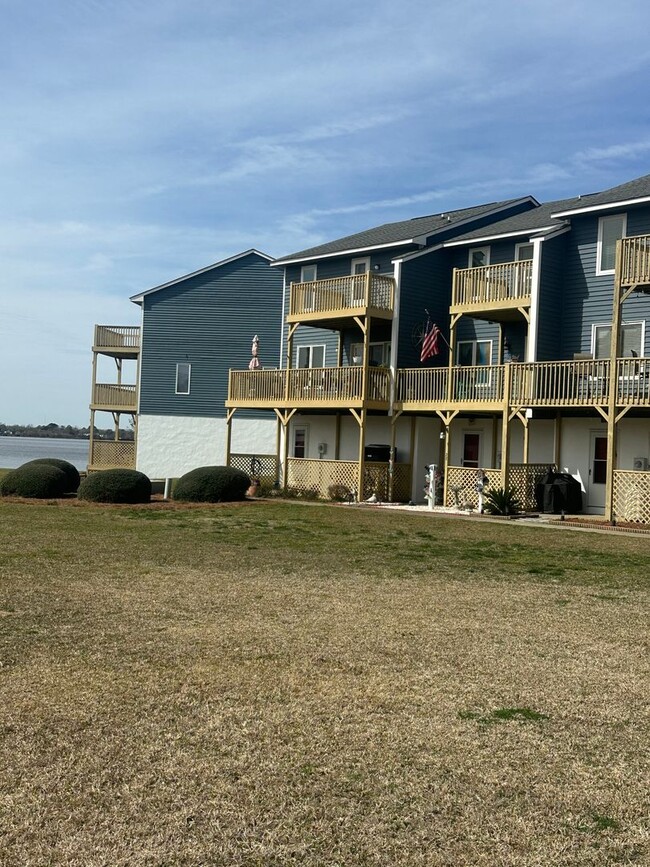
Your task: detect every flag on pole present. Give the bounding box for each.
[420,322,441,362]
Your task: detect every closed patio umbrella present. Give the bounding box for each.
[248,334,261,370]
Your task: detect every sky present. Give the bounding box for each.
[2,0,650,425]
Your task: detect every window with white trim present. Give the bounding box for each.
[593,322,644,359]
[293,426,308,458]
[350,341,391,367]
[597,213,626,275]
[457,340,492,366]
[301,263,317,282]
[296,345,326,368]
[515,242,534,261]
[175,362,191,394]
[351,257,370,275]
[468,247,490,268]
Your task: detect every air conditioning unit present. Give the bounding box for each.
[633,456,648,471]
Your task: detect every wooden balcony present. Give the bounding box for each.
[227,366,390,409]
[620,234,650,289]
[287,273,395,324]
[451,261,532,320]
[511,359,650,407]
[396,365,505,411]
[91,383,138,411]
[93,325,141,357]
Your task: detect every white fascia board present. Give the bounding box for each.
[530,224,571,241]
[129,249,274,302]
[392,243,444,264]
[271,239,416,267]
[411,196,539,246]
[443,226,558,247]
[552,195,650,218]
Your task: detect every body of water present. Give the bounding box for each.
[0,437,90,470]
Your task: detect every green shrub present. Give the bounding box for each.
[482,486,521,516]
[0,464,68,499]
[78,469,151,504]
[328,483,351,502]
[173,466,251,503]
[22,458,81,492]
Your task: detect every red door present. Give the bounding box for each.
[462,433,480,468]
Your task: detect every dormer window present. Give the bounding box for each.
[597,213,626,275]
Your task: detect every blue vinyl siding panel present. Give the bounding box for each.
[398,250,453,368]
[537,233,566,361]
[561,210,650,357]
[139,253,283,418]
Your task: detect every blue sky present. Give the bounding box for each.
[2,0,650,425]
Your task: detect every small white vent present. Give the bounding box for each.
[633,456,648,471]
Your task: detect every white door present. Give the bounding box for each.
[587,431,607,511]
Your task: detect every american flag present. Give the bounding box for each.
[420,322,441,362]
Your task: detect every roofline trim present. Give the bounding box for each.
[130,249,274,303]
[271,239,416,267]
[552,195,650,218]
[272,196,539,267]
[443,225,559,247]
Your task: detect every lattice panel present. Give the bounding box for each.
[90,440,136,469]
[229,453,278,482]
[508,463,549,512]
[613,470,650,524]
[445,466,499,508]
[286,459,412,502]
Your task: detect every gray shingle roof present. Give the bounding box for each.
[274,198,531,263]
[445,197,580,244]
[552,174,650,216]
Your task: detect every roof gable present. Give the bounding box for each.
[130,249,274,304]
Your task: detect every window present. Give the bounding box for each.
[457,340,492,366]
[301,263,317,283]
[468,247,490,268]
[293,426,308,458]
[515,242,534,261]
[351,257,370,275]
[597,213,626,275]
[296,345,326,368]
[175,362,191,394]
[350,341,391,366]
[593,322,644,359]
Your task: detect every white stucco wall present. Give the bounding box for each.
[136,414,277,479]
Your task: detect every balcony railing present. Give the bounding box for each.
[620,234,650,287]
[395,365,504,407]
[92,383,138,410]
[94,325,141,353]
[289,273,395,319]
[227,366,390,407]
[452,261,533,309]
[228,359,650,410]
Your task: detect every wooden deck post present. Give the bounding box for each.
[605,241,624,521]
[501,362,512,490]
[554,411,562,468]
[225,408,236,466]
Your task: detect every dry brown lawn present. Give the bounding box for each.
[0,500,648,866]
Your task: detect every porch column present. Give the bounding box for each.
[554,411,562,468]
[501,363,512,489]
[354,409,367,501]
[605,241,623,521]
[225,408,236,466]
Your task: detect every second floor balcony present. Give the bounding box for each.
[227,366,391,409]
[620,234,650,289]
[451,260,533,320]
[287,273,395,324]
[93,325,141,357]
[91,383,138,411]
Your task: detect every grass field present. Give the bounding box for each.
[0,499,648,866]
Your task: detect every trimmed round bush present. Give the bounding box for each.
[78,469,151,504]
[173,466,251,503]
[22,458,81,492]
[0,463,68,499]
